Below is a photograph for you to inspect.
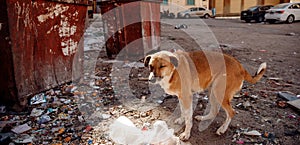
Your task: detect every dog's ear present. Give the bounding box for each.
[144,55,151,67]
[170,56,178,67]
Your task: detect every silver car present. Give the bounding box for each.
[177,7,212,19]
[265,2,300,24]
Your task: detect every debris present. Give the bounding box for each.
[277,101,287,108]
[102,114,111,119]
[287,99,300,110]
[286,32,296,36]
[0,106,6,114]
[84,125,93,132]
[30,93,46,105]
[0,132,13,143]
[37,115,51,124]
[236,139,244,144]
[156,100,163,104]
[11,123,32,134]
[278,92,298,101]
[287,114,296,119]
[243,130,262,136]
[88,139,93,144]
[58,113,70,120]
[259,49,267,52]
[262,132,275,140]
[30,108,44,117]
[175,24,187,29]
[12,134,34,144]
[268,77,283,81]
[243,100,251,108]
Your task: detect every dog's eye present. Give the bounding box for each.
[160,65,166,68]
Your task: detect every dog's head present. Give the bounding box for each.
[144,51,179,83]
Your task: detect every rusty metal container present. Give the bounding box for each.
[99,0,161,60]
[0,0,88,110]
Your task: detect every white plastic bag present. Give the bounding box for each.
[109,116,181,145]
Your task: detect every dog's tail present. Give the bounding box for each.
[244,62,267,84]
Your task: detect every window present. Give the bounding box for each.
[199,7,205,11]
[190,8,197,11]
[162,0,168,5]
[291,4,300,9]
[187,0,195,5]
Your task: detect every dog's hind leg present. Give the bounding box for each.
[216,97,235,135]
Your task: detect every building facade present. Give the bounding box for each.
[160,0,209,15]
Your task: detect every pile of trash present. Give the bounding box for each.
[0,84,109,144]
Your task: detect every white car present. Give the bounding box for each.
[265,2,300,24]
[177,7,212,19]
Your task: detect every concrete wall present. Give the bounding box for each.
[265,0,280,5]
[230,0,242,13]
[215,0,224,15]
[160,0,210,14]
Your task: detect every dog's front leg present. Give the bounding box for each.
[178,96,193,140]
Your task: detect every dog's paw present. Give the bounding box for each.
[194,115,204,121]
[216,125,227,135]
[179,132,190,141]
[174,117,184,124]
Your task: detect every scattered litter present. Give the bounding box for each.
[286,32,296,36]
[102,114,111,119]
[156,100,163,104]
[259,49,267,52]
[58,113,70,120]
[236,139,244,144]
[37,115,51,124]
[287,99,300,110]
[0,132,13,143]
[250,95,258,99]
[0,106,6,113]
[243,130,261,136]
[268,77,283,81]
[277,100,287,108]
[11,123,32,134]
[30,108,44,117]
[30,93,46,105]
[175,24,188,29]
[278,92,298,101]
[243,101,251,108]
[12,134,34,144]
[287,114,296,119]
[88,139,93,144]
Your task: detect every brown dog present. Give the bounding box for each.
[144,50,266,140]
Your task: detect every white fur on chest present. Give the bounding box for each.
[157,76,177,95]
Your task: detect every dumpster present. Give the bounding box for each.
[98,0,161,59]
[0,0,89,111]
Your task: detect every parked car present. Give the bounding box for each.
[265,2,300,24]
[241,5,273,23]
[177,7,212,19]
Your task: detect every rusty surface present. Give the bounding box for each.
[99,0,161,60]
[0,0,18,107]
[47,0,90,5]
[0,0,87,109]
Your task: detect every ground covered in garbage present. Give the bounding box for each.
[0,16,299,145]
